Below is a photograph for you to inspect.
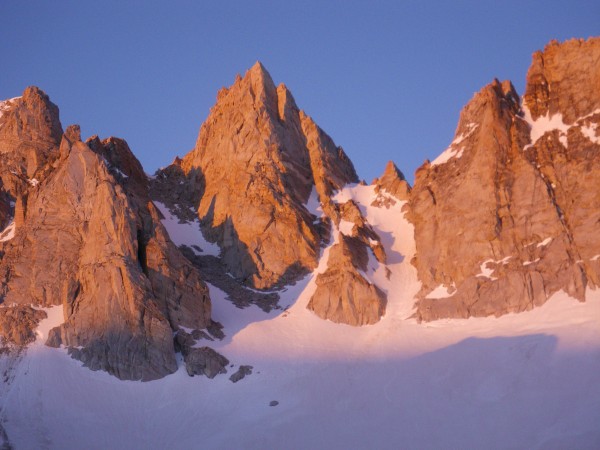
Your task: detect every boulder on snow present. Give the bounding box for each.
[229,365,253,383]
[184,347,229,378]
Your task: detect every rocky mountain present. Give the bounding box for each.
[0,91,214,381]
[409,37,600,320]
[0,37,599,386]
[152,62,390,325]
[152,62,357,291]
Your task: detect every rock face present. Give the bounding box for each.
[0,89,213,380]
[308,233,386,326]
[0,306,47,346]
[153,62,358,290]
[153,62,389,326]
[0,87,63,179]
[409,37,600,321]
[183,347,229,378]
[0,87,63,236]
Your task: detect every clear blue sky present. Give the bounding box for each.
[1,1,598,183]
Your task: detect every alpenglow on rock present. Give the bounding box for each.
[151,62,395,326]
[153,62,359,290]
[0,89,214,381]
[409,37,600,321]
[2,37,599,383]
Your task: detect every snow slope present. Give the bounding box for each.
[1,185,599,449]
[154,201,220,256]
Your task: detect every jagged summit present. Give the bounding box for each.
[155,62,358,290]
[0,86,62,177]
[247,60,271,79]
[524,36,600,122]
[372,160,411,201]
[410,36,600,321]
[1,37,600,387]
[2,35,600,450]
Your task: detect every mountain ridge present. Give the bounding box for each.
[0,36,598,384]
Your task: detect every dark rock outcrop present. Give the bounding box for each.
[184,347,229,378]
[229,365,253,383]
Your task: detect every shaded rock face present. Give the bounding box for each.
[183,347,229,378]
[409,37,600,321]
[153,62,358,289]
[0,89,213,381]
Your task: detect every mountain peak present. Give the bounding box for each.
[524,36,600,122]
[382,160,406,181]
[241,61,276,91]
[248,60,268,75]
[0,86,63,178]
[159,63,358,290]
[373,160,410,201]
[22,85,49,103]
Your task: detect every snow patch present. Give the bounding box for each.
[0,221,15,242]
[0,97,20,122]
[427,284,457,299]
[476,259,497,280]
[27,178,39,187]
[522,105,600,150]
[32,305,65,345]
[338,219,354,236]
[2,285,599,449]
[101,156,129,179]
[537,237,553,248]
[332,183,377,208]
[154,201,220,256]
[431,123,479,166]
[474,257,511,280]
[580,123,600,145]
[304,186,323,218]
[521,106,570,147]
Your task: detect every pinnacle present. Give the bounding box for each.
[245,61,275,86]
[22,86,51,104]
[383,160,406,181]
[249,60,268,75]
[64,124,81,142]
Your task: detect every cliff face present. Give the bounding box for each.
[0,91,213,381]
[409,37,600,321]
